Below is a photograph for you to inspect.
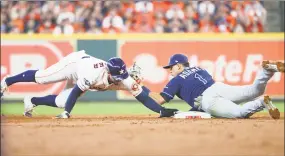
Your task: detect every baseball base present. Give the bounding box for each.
[173,111,212,119]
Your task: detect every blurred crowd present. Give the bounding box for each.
[1,1,267,34]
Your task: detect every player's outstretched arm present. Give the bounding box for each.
[128,64,166,105]
[135,88,164,113]
[121,76,178,117]
[136,86,180,117]
[127,65,179,117]
[135,88,178,117]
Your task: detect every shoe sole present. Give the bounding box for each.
[264,95,280,119]
[262,60,284,73]
[53,116,69,119]
[23,97,35,117]
[1,77,8,95]
[23,112,33,118]
[1,86,7,99]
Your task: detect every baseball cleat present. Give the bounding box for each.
[23,96,36,117]
[55,111,70,119]
[263,95,280,119]
[1,75,9,99]
[262,60,284,73]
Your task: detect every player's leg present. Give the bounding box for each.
[203,96,266,119]
[24,88,74,117]
[35,50,88,84]
[23,80,75,117]
[1,51,87,98]
[215,61,284,104]
[23,95,58,117]
[1,70,38,98]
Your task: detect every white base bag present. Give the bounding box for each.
[173,111,212,119]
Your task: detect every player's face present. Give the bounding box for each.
[169,64,183,76]
[108,75,121,85]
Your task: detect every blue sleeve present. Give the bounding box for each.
[64,84,84,113]
[142,86,150,95]
[160,78,180,102]
[136,89,164,113]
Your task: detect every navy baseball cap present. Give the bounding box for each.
[107,57,129,81]
[163,54,189,69]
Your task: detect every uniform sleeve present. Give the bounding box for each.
[160,78,180,102]
[120,76,143,97]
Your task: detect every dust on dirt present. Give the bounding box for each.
[1,113,284,156]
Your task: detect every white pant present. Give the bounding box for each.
[200,69,274,118]
[35,50,88,84]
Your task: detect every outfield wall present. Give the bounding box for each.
[1,33,284,101]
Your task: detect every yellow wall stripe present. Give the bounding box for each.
[1,33,284,40]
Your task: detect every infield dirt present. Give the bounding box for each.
[1,114,284,156]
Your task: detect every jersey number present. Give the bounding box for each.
[194,73,207,85]
[94,62,104,68]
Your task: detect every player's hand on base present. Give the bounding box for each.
[159,107,179,118]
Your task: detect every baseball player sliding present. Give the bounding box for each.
[134,53,284,119]
[1,50,176,119]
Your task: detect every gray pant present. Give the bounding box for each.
[200,69,273,118]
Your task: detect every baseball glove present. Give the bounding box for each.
[159,107,179,118]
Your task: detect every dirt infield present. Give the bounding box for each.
[1,114,284,156]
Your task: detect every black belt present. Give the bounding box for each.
[81,56,90,59]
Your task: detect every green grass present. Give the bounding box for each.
[1,101,284,115]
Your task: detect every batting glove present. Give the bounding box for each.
[128,62,143,84]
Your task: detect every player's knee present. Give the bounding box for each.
[34,70,46,84]
[55,93,68,108]
[252,84,266,97]
[256,86,266,97]
[55,88,73,108]
[258,89,265,96]
[55,96,66,108]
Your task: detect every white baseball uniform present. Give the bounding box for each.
[35,50,142,108]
